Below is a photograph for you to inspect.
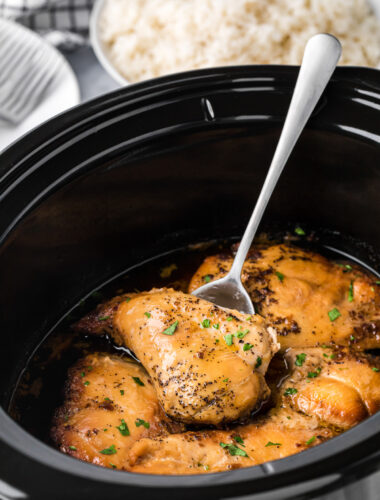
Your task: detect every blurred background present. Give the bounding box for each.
[0,0,380,151]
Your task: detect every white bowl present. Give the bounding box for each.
[90,0,380,87]
[90,0,128,86]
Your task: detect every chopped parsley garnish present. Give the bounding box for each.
[80,372,85,377]
[162,320,178,336]
[295,353,306,366]
[201,319,211,328]
[104,428,108,431]
[120,390,124,395]
[125,297,131,303]
[350,335,355,341]
[233,436,245,446]
[343,264,352,272]
[84,381,90,386]
[284,388,298,396]
[224,333,233,346]
[328,308,341,322]
[99,315,110,321]
[246,316,252,321]
[255,356,262,369]
[243,343,254,351]
[305,436,316,445]
[226,316,233,321]
[235,329,249,339]
[104,397,111,402]
[132,376,144,386]
[348,281,354,302]
[144,312,151,318]
[223,378,229,383]
[198,463,209,470]
[324,352,335,359]
[372,367,379,372]
[213,323,220,330]
[307,370,319,378]
[110,463,117,469]
[276,271,284,282]
[295,226,305,236]
[220,442,248,457]
[100,444,117,455]
[116,419,130,436]
[135,418,150,429]
[265,441,282,447]
[376,281,380,285]
[203,275,212,283]
[69,445,77,451]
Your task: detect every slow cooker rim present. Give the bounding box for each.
[0,64,379,248]
[1,64,380,182]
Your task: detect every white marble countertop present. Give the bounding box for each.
[64,45,120,103]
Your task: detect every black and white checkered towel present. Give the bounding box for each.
[0,0,94,48]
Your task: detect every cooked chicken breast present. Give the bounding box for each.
[189,244,380,349]
[126,347,380,475]
[127,410,333,475]
[74,289,279,424]
[281,347,380,429]
[51,353,184,469]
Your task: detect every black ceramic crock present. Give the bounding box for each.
[0,66,380,500]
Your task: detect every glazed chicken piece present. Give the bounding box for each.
[74,289,279,425]
[127,410,333,474]
[125,347,380,474]
[51,353,184,469]
[189,244,380,350]
[281,347,380,429]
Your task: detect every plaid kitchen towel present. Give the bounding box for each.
[0,0,94,48]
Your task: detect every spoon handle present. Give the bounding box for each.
[229,33,342,280]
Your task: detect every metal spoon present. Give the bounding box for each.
[192,33,342,313]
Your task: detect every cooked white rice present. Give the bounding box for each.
[99,0,380,82]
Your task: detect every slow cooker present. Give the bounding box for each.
[0,66,380,499]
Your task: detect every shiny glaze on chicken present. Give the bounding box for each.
[51,242,380,475]
[189,244,380,349]
[74,289,279,424]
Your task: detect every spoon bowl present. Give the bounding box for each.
[192,274,254,314]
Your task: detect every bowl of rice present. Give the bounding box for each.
[90,0,380,85]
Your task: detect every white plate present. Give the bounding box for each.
[0,18,80,152]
